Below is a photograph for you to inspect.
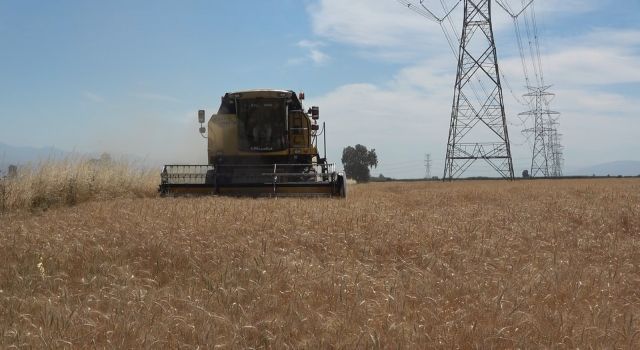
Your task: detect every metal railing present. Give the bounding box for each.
[161,163,336,185]
[161,165,214,185]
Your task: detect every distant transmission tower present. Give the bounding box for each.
[424,153,432,178]
[520,86,559,177]
[443,0,514,180]
[499,0,564,178]
[547,119,564,177]
[398,0,567,180]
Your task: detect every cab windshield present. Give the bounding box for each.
[236,98,287,152]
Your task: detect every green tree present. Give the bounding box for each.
[341,144,378,183]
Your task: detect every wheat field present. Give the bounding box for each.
[1,176,639,348]
[0,159,157,213]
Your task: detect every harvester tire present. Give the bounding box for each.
[338,174,347,198]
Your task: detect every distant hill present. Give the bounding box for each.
[0,143,159,175]
[0,142,68,172]
[570,161,640,177]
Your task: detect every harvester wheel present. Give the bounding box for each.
[338,174,347,198]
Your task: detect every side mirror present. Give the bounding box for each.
[198,110,205,124]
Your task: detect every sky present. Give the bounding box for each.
[1,0,639,178]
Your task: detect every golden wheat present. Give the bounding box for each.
[0,179,639,348]
[0,158,157,213]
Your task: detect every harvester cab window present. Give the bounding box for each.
[217,99,236,114]
[237,98,287,152]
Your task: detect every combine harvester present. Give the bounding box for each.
[160,89,346,197]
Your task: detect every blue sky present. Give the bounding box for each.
[1,0,639,177]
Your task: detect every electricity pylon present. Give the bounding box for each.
[520,85,559,177]
[547,119,563,177]
[424,153,432,178]
[443,0,514,180]
[498,0,564,179]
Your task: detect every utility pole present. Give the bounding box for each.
[443,0,514,180]
[424,153,432,179]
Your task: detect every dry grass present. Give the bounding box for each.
[1,179,639,348]
[0,158,157,213]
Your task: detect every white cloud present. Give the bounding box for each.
[298,39,322,49]
[308,68,454,177]
[309,49,330,64]
[497,0,597,18]
[582,28,640,48]
[82,91,104,103]
[306,0,598,63]
[307,0,443,61]
[498,29,640,94]
[555,89,640,115]
[294,40,330,65]
[308,21,640,176]
[309,0,429,47]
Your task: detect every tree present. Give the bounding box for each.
[341,144,378,183]
[99,152,112,163]
[89,152,114,167]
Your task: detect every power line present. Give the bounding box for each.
[503,0,564,177]
[495,0,535,18]
[398,0,490,110]
[397,0,563,179]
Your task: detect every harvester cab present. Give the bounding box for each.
[160,89,346,197]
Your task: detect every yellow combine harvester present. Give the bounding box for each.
[160,89,346,197]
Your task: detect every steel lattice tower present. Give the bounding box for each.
[547,119,563,177]
[444,0,514,180]
[520,85,559,177]
[424,153,432,178]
